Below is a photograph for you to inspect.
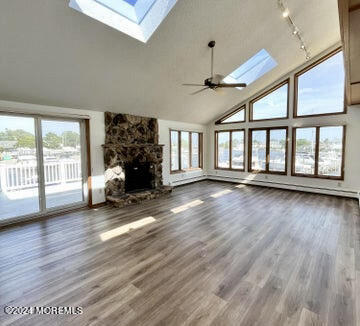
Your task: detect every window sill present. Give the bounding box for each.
[249,170,287,176]
[170,168,203,174]
[291,173,344,181]
[215,167,245,172]
[293,110,346,119]
[249,116,289,123]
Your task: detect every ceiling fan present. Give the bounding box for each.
[183,41,247,95]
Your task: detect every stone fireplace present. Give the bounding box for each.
[103,112,172,207]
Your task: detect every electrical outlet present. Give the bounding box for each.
[264,175,268,180]
[337,182,342,187]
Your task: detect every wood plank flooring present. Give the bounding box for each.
[0,181,359,326]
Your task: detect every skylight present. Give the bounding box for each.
[223,49,277,89]
[69,0,178,42]
[95,0,156,24]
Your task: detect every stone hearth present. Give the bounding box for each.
[103,112,172,207]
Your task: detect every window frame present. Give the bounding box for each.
[214,129,245,171]
[293,47,346,118]
[291,125,346,180]
[248,126,288,175]
[215,105,246,125]
[170,129,203,174]
[249,79,290,122]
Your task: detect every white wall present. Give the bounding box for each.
[206,48,360,198]
[158,119,207,186]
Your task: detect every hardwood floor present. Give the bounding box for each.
[0,181,359,326]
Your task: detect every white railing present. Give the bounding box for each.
[0,161,82,192]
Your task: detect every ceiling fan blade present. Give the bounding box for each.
[190,87,210,95]
[182,83,205,86]
[217,83,247,88]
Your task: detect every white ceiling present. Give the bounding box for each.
[0,0,341,124]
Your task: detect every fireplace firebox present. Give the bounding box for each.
[125,162,154,193]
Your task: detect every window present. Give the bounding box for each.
[170,130,202,173]
[293,127,316,175]
[250,130,266,171]
[170,131,179,171]
[215,130,245,170]
[215,105,245,124]
[191,133,199,168]
[249,127,288,174]
[294,49,345,117]
[292,126,345,179]
[231,131,245,169]
[223,49,277,89]
[181,131,190,169]
[250,79,289,121]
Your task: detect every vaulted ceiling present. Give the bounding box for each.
[0,0,341,124]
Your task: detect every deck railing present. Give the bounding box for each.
[0,161,82,192]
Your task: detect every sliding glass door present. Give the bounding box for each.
[41,120,84,209]
[0,113,87,223]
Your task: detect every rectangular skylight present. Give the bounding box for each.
[95,0,157,24]
[223,49,277,89]
[69,0,178,42]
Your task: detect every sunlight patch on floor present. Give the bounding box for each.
[210,189,232,198]
[100,216,156,241]
[171,199,204,214]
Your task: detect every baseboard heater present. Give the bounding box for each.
[206,174,358,198]
[171,174,358,199]
[171,175,207,186]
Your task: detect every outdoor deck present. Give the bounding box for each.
[0,182,83,221]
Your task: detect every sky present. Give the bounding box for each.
[0,116,80,136]
[249,51,344,121]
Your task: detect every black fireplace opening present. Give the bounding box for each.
[125,162,154,193]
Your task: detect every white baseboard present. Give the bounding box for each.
[205,174,358,199]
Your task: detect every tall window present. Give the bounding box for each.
[294,49,345,117]
[181,131,190,169]
[191,133,199,168]
[170,130,202,172]
[215,130,245,170]
[292,126,345,179]
[170,131,179,171]
[249,127,288,174]
[215,105,246,124]
[250,79,289,121]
